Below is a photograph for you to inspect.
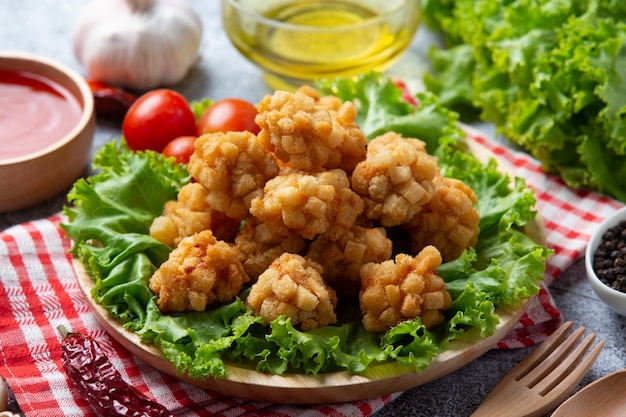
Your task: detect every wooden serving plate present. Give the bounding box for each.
[73,257,532,404]
[71,133,546,403]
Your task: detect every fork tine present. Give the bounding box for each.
[549,339,604,394]
[529,339,605,417]
[540,334,604,396]
[532,332,600,394]
[522,326,587,387]
[510,321,574,379]
[469,321,604,417]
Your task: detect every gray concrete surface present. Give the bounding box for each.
[1,2,624,415]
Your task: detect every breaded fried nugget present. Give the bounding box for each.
[149,230,249,313]
[188,130,279,220]
[255,87,367,173]
[246,253,338,331]
[351,132,439,227]
[249,169,364,240]
[149,182,240,246]
[306,226,392,297]
[359,246,452,333]
[234,217,307,281]
[150,182,213,247]
[406,176,480,262]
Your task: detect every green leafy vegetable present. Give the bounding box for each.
[190,98,213,120]
[422,0,626,202]
[62,73,551,380]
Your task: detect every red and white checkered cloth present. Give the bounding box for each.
[461,126,623,348]
[1,130,623,416]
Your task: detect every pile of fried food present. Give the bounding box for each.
[148,86,480,333]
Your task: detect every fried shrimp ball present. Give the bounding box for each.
[306,226,392,297]
[359,246,452,333]
[246,253,338,331]
[406,175,480,262]
[234,217,307,281]
[351,132,439,227]
[149,230,249,313]
[149,183,241,246]
[149,183,213,247]
[188,130,279,220]
[255,87,367,173]
[249,169,364,240]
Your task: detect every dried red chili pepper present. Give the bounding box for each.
[58,326,174,417]
[86,79,137,119]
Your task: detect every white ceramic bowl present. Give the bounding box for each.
[0,51,95,212]
[585,206,626,316]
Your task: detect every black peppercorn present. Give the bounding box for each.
[593,220,626,293]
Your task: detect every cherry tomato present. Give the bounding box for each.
[162,135,197,164]
[197,98,260,135]
[122,89,197,152]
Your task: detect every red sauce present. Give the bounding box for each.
[0,69,82,159]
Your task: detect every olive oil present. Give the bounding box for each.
[262,3,387,64]
[223,0,420,90]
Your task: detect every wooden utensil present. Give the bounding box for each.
[470,321,604,417]
[0,376,7,413]
[551,368,626,417]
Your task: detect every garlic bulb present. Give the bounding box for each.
[72,0,202,91]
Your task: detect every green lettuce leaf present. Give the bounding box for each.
[63,140,190,325]
[422,0,626,202]
[190,98,213,120]
[62,74,550,379]
[316,72,467,155]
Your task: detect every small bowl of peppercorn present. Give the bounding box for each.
[586,205,626,316]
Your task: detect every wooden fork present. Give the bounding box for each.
[470,321,604,417]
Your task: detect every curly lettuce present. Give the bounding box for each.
[62,73,551,379]
[422,0,626,202]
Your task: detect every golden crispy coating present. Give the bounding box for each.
[149,182,213,247]
[149,230,249,313]
[249,169,364,240]
[306,226,392,297]
[359,246,452,333]
[188,130,279,220]
[234,217,307,281]
[148,89,482,331]
[255,87,367,173]
[406,176,480,262]
[246,253,338,331]
[351,132,439,227]
[149,182,241,246]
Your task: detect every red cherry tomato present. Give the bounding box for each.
[122,89,197,152]
[197,98,260,135]
[162,135,197,164]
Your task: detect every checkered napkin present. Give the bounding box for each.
[462,126,624,348]
[0,130,623,417]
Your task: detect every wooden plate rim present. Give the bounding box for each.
[72,258,532,403]
[69,135,542,403]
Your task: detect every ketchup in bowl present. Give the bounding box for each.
[0,51,94,212]
[0,69,82,159]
